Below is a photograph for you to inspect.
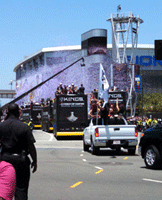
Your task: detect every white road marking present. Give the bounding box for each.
[49,134,54,141]
[42,132,54,141]
[95,166,103,170]
[80,154,83,156]
[143,178,162,184]
[83,159,87,162]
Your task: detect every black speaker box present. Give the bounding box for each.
[155,40,162,60]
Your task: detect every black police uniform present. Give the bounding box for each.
[0,115,36,200]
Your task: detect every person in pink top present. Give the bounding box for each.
[0,161,16,200]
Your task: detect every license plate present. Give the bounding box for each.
[113,140,120,144]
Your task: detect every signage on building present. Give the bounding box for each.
[127,56,162,66]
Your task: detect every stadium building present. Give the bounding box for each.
[13,28,162,105]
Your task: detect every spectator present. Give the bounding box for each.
[55,88,62,96]
[97,98,104,109]
[46,98,51,105]
[78,84,85,94]
[57,83,63,94]
[0,161,16,200]
[73,85,78,94]
[118,103,125,116]
[63,85,68,94]
[88,100,102,125]
[67,85,73,94]
[100,101,111,125]
[93,89,98,99]
[89,91,98,107]
[153,118,158,126]
[40,98,45,106]
[71,83,75,93]
[109,98,120,116]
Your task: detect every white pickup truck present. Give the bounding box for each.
[83,117,138,155]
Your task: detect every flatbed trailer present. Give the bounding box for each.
[53,94,88,138]
[21,103,42,129]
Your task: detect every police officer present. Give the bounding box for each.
[146,118,152,128]
[23,118,34,131]
[153,118,158,126]
[0,103,37,200]
[137,117,142,131]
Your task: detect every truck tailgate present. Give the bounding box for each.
[96,125,136,139]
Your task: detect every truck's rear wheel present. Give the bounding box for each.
[91,139,99,155]
[83,137,89,152]
[144,145,161,169]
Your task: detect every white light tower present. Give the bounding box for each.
[107,8,143,64]
[107,7,143,116]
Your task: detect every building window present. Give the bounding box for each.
[34,59,38,71]
[16,67,21,80]
[39,55,44,67]
[8,94,12,98]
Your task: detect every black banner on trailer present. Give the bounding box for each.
[53,94,88,136]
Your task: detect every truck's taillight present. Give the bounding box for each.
[135,127,138,137]
[95,128,99,137]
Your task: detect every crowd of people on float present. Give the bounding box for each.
[16,83,85,108]
[1,83,161,132]
[55,83,85,96]
[88,89,126,125]
[87,89,162,129]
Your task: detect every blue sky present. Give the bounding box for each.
[0,0,162,105]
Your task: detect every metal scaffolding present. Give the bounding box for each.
[107,9,143,116]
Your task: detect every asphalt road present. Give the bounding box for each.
[28,130,162,200]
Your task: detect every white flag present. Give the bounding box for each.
[98,63,109,106]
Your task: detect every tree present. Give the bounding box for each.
[136,92,162,115]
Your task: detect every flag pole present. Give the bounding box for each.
[96,64,102,125]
